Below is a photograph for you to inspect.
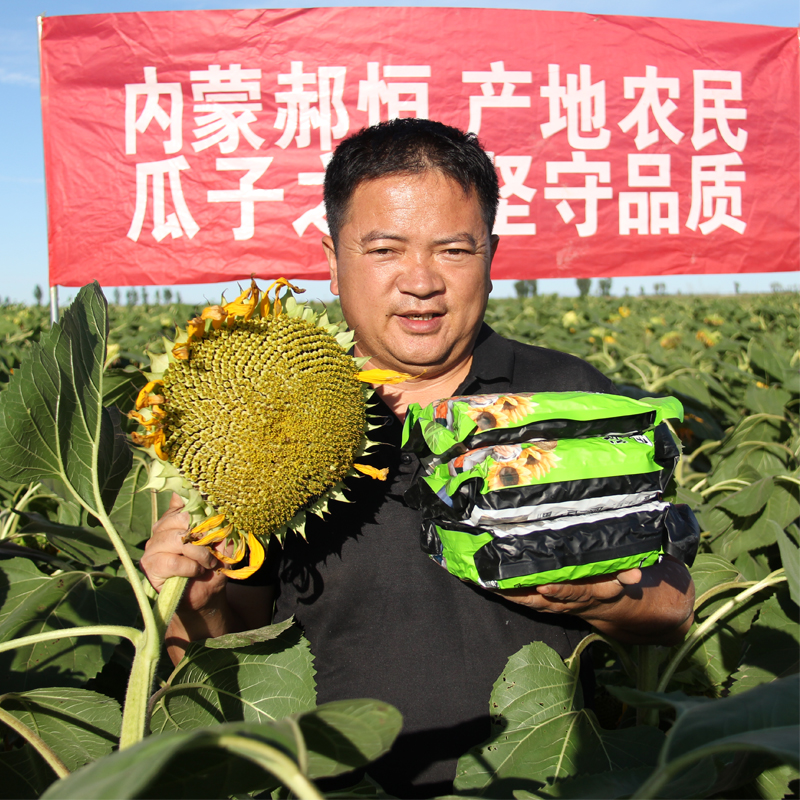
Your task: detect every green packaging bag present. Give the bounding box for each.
[402,391,683,467]
[404,391,699,589]
[421,502,700,589]
[405,425,680,526]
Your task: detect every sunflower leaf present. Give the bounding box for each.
[0,687,121,772]
[40,722,300,800]
[292,698,403,779]
[454,642,664,796]
[0,282,131,517]
[149,623,316,733]
[0,557,138,691]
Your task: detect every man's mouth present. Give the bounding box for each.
[405,313,437,321]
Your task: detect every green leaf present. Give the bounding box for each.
[733,550,772,582]
[149,624,316,733]
[754,763,799,800]
[719,483,800,562]
[749,341,790,384]
[674,487,703,510]
[717,477,774,517]
[744,384,791,417]
[0,558,138,691]
[107,454,171,549]
[453,643,664,796]
[622,676,799,764]
[671,613,756,692]
[201,618,295,649]
[539,767,652,798]
[0,740,53,799]
[0,283,131,516]
[690,554,742,602]
[296,699,402,779]
[0,687,121,771]
[729,592,799,694]
[102,367,147,415]
[775,523,800,605]
[696,503,734,542]
[40,722,301,800]
[320,774,395,798]
[15,511,118,566]
[667,377,714,409]
[668,556,759,690]
[611,679,800,796]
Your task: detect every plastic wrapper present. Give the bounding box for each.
[404,391,699,589]
[405,424,680,526]
[402,391,684,467]
[421,502,700,589]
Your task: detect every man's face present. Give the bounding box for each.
[322,170,497,377]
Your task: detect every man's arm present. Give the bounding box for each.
[497,555,694,646]
[140,494,273,664]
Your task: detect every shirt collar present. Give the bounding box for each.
[458,323,515,393]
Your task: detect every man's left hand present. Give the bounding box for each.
[496,556,695,646]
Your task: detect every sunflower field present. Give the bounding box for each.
[0,286,796,799]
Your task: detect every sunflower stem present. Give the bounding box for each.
[0,625,141,656]
[216,734,324,800]
[0,705,70,779]
[657,570,786,693]
[636,645,661,727]
[86,501,164,750]
[154,576,189,641]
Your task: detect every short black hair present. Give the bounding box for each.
[323,118,499,245]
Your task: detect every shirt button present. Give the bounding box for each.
[400,453,414,464]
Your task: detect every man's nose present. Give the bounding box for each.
[396,253,446,296]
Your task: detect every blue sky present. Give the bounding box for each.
[1,0,797,306]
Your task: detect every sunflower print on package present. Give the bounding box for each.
[402,390,684,469]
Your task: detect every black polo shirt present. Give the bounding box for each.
[267,325,616,797]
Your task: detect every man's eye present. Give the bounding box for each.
[445,248,469,256]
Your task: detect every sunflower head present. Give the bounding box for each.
[132,278,410,578]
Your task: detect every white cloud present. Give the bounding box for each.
[0,67,38,86]
[0,175,44,184]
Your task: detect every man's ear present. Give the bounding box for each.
[322,235,340,296]
[487,234,499,294]
[489,234,500,261]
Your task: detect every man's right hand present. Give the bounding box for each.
[140,493,228,612]
[141,493,274,664]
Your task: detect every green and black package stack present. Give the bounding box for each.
[402,392,699,589]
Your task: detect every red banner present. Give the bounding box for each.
[40,8,799,287]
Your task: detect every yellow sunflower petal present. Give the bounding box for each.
[135,379,164,410]
[355,369,415,385]
[353,463,389,481]
[172,343,191,360]
[153,432,169,461]
[191,524,232,547]
[201,305,228,330]
[127,409,160,429]
[191,513,227,535]
[186,316,206,341]
[213,531,247,565]
[220,532,264,579]
[265,277,304,297]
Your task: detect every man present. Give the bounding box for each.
[142,118,694,798]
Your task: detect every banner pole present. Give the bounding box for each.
[49,286,59,325]
[39,15,58,327]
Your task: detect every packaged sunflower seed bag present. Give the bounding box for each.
[403,390,683,469]
[403,392,699,589]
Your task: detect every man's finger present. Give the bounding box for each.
[616,568,643,585]
[168,492,185,512]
